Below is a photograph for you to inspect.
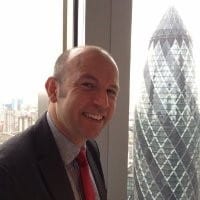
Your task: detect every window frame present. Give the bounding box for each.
[84,0,132,199]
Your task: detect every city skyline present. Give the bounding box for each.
[0,94,48,144]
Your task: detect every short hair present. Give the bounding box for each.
[53,49,71,82]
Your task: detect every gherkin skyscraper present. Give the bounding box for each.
[133,7,200,199]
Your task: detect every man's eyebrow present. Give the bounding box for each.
[110,84,120,91]
[80,73,119,91]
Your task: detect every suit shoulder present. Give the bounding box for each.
[0,114,48,166]
[0,126,35,169]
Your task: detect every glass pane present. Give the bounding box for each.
[0,0,62,144]
[78,0,86,46]
[128,1,200,199]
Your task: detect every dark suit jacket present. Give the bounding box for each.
[0,114,107,200]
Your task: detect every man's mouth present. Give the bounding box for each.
[83,112,104,121]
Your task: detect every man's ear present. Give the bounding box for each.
[45,77,58,103]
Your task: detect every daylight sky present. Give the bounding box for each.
[130,0,200,110]
[0,0,62,104]
[0,0,200,107]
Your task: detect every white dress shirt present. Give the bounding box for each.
[46,113,100,200]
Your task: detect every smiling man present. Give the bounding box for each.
[0,46,119,200]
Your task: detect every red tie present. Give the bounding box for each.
[76,148,95,200]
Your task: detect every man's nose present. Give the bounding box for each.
[93,91,109,108]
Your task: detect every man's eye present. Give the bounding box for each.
[82,82,95,89]
[107,89,117,97]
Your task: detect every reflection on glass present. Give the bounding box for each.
[128,3,200,200]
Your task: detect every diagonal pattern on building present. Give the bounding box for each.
[133,7,200,199]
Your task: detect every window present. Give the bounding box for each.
[128,0,200,199]
[0,1,132,199]
[0,0,62,144]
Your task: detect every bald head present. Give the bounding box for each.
[53,45,119,83]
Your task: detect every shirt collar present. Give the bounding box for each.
[46,112,84,165]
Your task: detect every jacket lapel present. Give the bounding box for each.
[33,114,75,200]
[38,155,74,200]
[87,150,107,200]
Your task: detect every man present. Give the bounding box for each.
[0,45,119,200]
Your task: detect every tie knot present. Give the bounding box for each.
[76,148,88,167]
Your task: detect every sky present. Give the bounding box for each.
[0,0,62,105]
[0,0,200,107]
[130,0,200,111]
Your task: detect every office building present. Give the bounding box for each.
[133,7,200,199]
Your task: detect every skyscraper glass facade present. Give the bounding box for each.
[133,7,200,199]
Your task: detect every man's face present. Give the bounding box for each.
[55,51,119,144]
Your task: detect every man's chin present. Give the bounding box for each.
[85,132,100,140]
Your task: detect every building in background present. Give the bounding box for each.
[132,7,200,199]
[0,98,38,144]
